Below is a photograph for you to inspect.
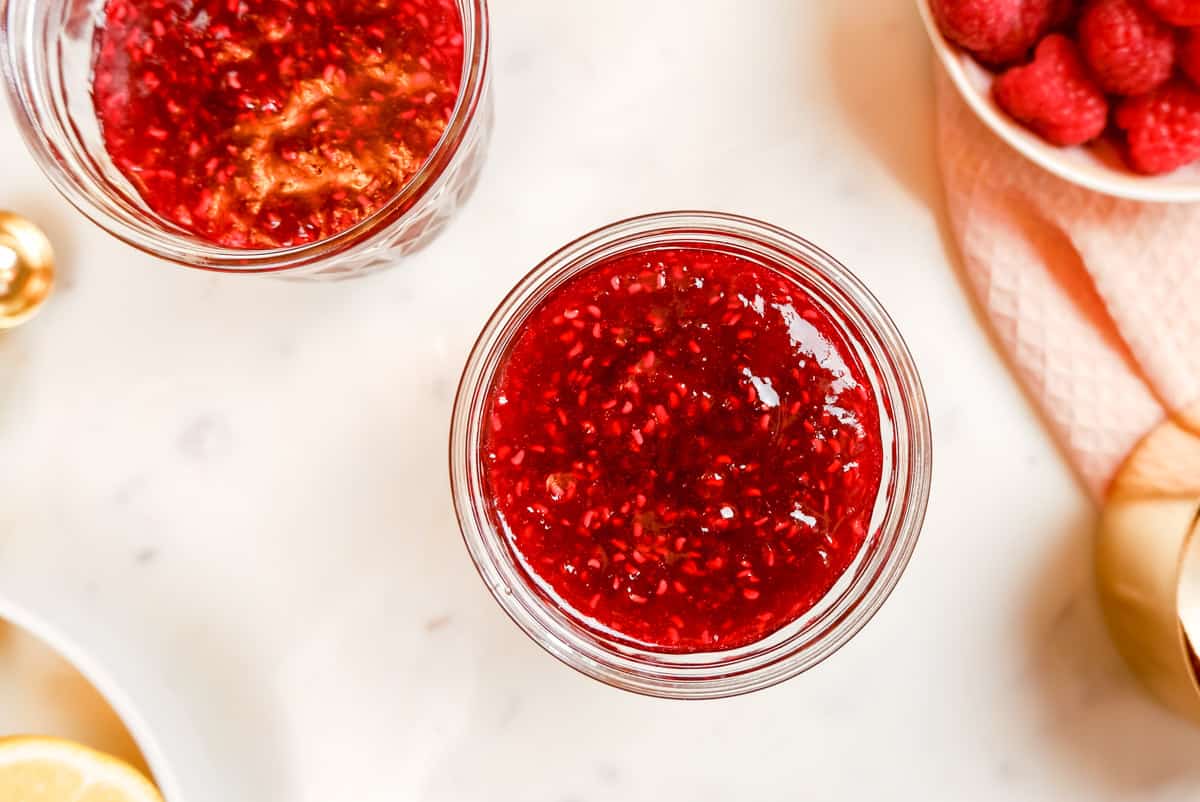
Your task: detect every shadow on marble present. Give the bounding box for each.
[826,0,944,213]
[826,0,974,338]
[262,357,506,800]
[0,201,55,430]
[94,581,295,802]
[1023,518,1200,794]
[0,331,29,437]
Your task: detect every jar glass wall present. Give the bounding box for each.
[0,0,491,279]
[451,211,932,699]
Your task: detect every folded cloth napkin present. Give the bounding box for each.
[934,71,1200,500]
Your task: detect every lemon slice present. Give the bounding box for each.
[0,736,162,802]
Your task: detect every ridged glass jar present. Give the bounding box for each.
[451,211,932,698]
[0,0,491,279]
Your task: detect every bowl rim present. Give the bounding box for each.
[0,598,185,802]
[915,0,1200,204]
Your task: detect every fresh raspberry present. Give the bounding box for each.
[932,0,1064,64]
[1142,0,1200,24]
[1078,0,1177,96]
[1180,27,1200,86]
[1115,80,1200,173]
[993,35,1110,145]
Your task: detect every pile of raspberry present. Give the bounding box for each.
[934,0,1200,174]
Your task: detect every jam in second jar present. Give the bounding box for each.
[91,0,464,249]
[480,246,884,654]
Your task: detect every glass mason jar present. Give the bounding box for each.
[451,211,932,699]
[0,0,491,280]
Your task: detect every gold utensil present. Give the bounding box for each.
[1097,409,1200,724]
[0,211,54,330]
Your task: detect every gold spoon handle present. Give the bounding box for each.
[0,212,55,330]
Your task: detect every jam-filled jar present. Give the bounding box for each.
[1,0,490,279]
[451,211,932,698]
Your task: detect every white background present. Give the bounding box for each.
[4,1,1200,800]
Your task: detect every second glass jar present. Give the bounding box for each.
[0,0,491,279]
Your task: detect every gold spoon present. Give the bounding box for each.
[0,211,54,330]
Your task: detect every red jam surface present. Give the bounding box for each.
[92,0,464,248]
[481,246,884,653]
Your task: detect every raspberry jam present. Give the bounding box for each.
[91,0,464,249]
[479,245,884,653]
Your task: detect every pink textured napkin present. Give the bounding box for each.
[935,72,1200,500]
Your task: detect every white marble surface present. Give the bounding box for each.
[3,1,1200,800]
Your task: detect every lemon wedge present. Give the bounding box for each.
[0,736,162,802]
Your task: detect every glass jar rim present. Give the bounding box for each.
[0,0,490,273]
[450,210,932,699]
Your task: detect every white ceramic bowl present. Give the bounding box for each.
[916,0,1200,203]
[0,596,188,802]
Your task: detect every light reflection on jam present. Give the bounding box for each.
[481,247,884,653]
[92,0,464,248]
